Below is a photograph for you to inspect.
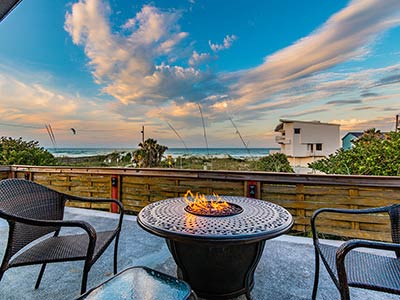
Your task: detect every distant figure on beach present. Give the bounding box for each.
[167,155,174,168]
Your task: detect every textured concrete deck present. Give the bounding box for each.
[0,207,397,300]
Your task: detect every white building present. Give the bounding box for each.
[274,119,340,167]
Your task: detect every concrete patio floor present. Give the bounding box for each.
[0,207,398,300]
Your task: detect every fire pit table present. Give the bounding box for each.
[137,196,293,300]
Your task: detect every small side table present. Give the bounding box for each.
[76,266,196,300]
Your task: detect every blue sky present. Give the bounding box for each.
[0,0,400,148]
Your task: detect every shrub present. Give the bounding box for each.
[309,129,400,175]
[258,153,293,172]
[0,137,57,166]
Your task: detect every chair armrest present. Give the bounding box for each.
[335,239,400,289]
[0,211,97,242]
[311,205,394,246]
[66,195,123,209]
[65,195,124,230]
[337,239,400,258]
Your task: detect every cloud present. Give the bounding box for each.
[228,0,400,109]
[383,107,400,112]
[333,116,396,132]
[62,0,400,147]
[189,51,212,66]
[281,108,328,118]
[327,99,362,105]
[361,92,379,97]
[65,1,224,105]
[209,34,237,52]
[353,106,375,111]
[373,74,400,87]
[0,69,143,147]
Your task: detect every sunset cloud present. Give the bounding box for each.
[0,70,143,146]
[332,116,396,133]
[228,0,400,109]
[65,0,224,106]
[60,0,400,147]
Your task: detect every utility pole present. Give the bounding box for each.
[396,115,399,133]
[141,125,145,143]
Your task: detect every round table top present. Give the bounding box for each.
[137,196,293,243]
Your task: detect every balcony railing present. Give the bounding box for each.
[1,165,399,242]
[275,135,290,144]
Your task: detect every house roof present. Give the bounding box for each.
[274,119,340,132]
[341,132,364,140]
[0,0,22,23]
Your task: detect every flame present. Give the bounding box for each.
[184,190,229,212]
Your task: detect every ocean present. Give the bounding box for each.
[47,147,279,159]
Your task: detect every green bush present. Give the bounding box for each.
[132,138,168,168]
[0,137,57,166]
[309,129,400,175]
[257,153,293,172]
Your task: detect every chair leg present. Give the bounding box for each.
[113,238,119,275]
[81,260,91,294]
[339,287,350,300]
[312,250,320,300]
[338,274,351,300]
[0,263,7,282]
[245,289,252,300]
[35,263,47,289]
[189,290,198,300]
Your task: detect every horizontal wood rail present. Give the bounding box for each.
[4,165,400,242]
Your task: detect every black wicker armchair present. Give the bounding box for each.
[311,204,400,300]
[0,178,124,294]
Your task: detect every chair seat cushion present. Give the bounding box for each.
[77,266,192,300]
[319,243,400,294]
[9,230,117,267]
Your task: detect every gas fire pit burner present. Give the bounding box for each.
[184,201,243,217]
[138,196,293,300]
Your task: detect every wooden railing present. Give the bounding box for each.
[0,166,10,181]
[5,165,400,241]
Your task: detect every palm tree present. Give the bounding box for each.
[133,138,168,167]
[357,128,383,144]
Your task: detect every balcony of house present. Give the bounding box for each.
[0,166,399,300]
[275,135,291,144]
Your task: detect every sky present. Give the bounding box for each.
[1,0,400,148]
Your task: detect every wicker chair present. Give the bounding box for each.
[311,204,400,300]
[0,178,124,294]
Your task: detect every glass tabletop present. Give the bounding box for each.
[77,267,191,300]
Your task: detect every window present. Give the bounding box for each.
[316,143,322,151]
[294,128,301,134]
[307,144,314,152]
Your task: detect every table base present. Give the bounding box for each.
[166,239,266,300]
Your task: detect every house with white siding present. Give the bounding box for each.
[274,119,340,167]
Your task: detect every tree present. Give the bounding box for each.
[257,153,294,173]
[132,138,168,167]
[309,129,400,176]
[0,137,57,166]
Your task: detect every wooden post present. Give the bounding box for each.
[111,175,119,213]
[245,181,260,198]
[296,184,306,233]
[349,189,360,231]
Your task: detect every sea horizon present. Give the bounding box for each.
[47,147,279,159]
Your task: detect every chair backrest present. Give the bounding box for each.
[389,204,400,259]
[0,179,66,258]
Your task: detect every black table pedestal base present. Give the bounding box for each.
[167,239,266,300]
